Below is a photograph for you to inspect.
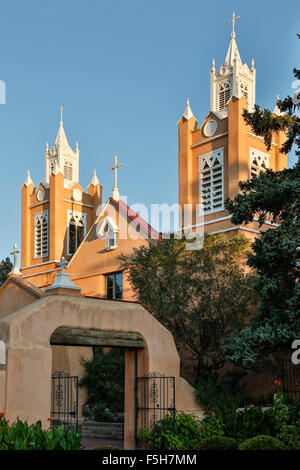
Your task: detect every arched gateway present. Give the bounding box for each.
[0,276,203,449]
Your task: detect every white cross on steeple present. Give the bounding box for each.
[228,12,240,38]
[109,155,123,201]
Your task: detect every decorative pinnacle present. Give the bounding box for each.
[24,169,33,187]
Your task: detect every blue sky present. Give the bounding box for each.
[0,0,299,261]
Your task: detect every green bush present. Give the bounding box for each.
[195,379,277,442]
[79,347,125,413]
[138,412,203,450]
[239,435,287,450]
[197,436,238,450]
[91,446,121,450]
[0,417,82,450]
[91,402,124,423]
[272,393,300,449]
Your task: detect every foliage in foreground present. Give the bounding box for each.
[239,435,287,450]
[121,233,256,381]
[223,34,300,366]
[0,257,13,287]
[0,418,82,450]
[139,389,300,450]
[79,347,125,421]
[197,436,238,450]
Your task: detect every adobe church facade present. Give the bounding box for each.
[20,17,287,300]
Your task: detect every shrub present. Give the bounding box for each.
[239,435,287,450]
[195,378,277,442]
[197,436,238,450]
[272,392,300,449]
[91,446,121,450]
[138,412,203,450]
[0,418,82,450]
[91,402,124,423]
[79,347,125,413]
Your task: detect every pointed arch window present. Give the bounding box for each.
[218,83,231,111]
[67,210,86,255]
[198,148,224,215]
[34,210,48,258]
[249,148,269,179]
[240,83,248,101]
[64,161,73,181]
[96,216,119,250]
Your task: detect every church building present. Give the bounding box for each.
[19,14,287,300]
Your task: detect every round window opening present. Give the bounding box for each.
[203,119,218,137]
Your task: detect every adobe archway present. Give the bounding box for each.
[1,294,184,449]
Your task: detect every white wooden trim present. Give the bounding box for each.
[190,132,228,149]
[21,260,60,270]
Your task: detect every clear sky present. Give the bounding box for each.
[0,0,299,261]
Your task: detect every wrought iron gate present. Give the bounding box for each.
[50,371,79,429]
[282,359,300,402]
[136,373,176,440]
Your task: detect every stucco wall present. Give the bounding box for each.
[0,294,202,449]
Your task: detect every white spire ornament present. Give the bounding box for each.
[209,12,256,116]
[90,169,100,186]
[24,169,33,187]
[182,97,194,120]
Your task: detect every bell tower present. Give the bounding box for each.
[178,13,287,238]
[210,12,256,118]
[45,106,80,188]
[21,109,102,288]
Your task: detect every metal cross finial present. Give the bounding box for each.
[10,243,20,268]
[58,257,68,272]
[10,243,21,274]
[228,12,240,36]
[59,105,64,123]
[109,155,123,191]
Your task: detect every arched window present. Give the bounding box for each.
[64,161,73,181]
[106,228,118,249]
[249,148,269,179]
[199,148,224,214]
[240,83,248,101]
[218,83,231,111]
[34,211,48,258]
[67,210,86,255]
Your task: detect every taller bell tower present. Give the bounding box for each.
[178,13,287,238]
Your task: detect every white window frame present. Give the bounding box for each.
[249,147,269,179]
[218,82,231,111]
[64,160,73,182]
[34,210,49,259]
[96,216,119,251]
[198,148,224,216]
[67,209,87,255]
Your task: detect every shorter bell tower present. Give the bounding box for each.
[21,108,102,289]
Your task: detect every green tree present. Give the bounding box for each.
[79,347,125,413]
[0,257,12,287]
[121,233,256,381]
[223,35,300,367]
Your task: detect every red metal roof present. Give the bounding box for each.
[110,197,161,240]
